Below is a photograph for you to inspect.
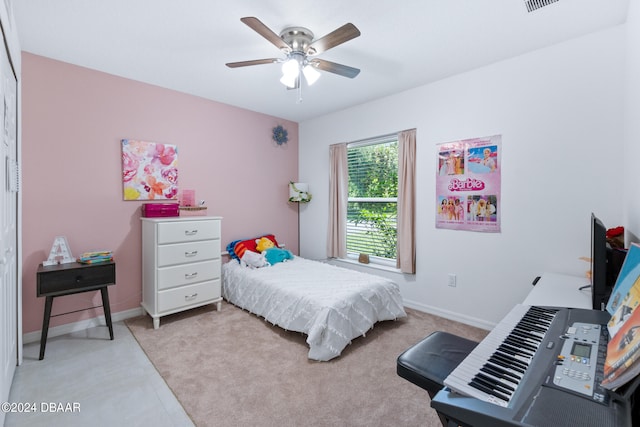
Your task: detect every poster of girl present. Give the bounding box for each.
[438,149,464,176]
[437,196,465,222]
[467,145,498,174]
[467,195,498,222]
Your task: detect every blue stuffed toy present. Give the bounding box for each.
[264,247,294,265]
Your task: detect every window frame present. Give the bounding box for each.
[345,135,399,267]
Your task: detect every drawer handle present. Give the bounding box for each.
[185,229,198,236]
[185,272,198,279]
[75,276,83,283]
[185,250,198,257]
[185,293,198,301]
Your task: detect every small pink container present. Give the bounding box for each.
[181,190,196,207]
[141,203,180,217]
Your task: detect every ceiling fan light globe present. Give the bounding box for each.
[303,65,321,86]
[280,74,297,88]
[281,58,300,78]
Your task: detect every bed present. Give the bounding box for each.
[222,255,407,361]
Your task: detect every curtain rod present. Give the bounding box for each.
[328,128,415,148]
[347,128,415,148]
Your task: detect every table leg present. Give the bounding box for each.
[100,287,114,340]
[39,296,53,360]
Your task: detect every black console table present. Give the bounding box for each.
[36,261,116,360]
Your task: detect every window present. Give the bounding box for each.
[346,137,398,263]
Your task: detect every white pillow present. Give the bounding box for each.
[240,250,268,269]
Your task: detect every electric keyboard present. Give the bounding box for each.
[432,306,633,427]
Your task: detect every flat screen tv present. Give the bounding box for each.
[591,213,610,310]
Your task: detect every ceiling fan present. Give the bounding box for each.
[226,17,361,91]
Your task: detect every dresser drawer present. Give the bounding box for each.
[158,240,220,267]
[37,262,116,296]
[157,259,220,290]
[157,220,220,244]
[158,280,220,312]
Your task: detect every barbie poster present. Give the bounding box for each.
[436,135,501,232]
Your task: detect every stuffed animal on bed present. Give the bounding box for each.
[240,250,268,269]
[264,247,294,265]
[255,237,275,253]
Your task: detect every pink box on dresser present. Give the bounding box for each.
[141,203,180,218]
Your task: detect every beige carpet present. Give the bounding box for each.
[126,302,487,427]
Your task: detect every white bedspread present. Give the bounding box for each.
[222,257,406,361]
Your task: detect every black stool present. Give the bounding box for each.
[397,331,478,426]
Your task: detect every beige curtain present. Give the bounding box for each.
[397,129,416,273]
[327,143,348,258]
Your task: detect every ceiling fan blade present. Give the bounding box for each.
[226,58,279,68]
[312,59,360,79]
[306,23,360,55]
[240,17,291,53]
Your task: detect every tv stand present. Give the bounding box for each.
[523,272,592,309]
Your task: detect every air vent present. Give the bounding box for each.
[525,0,559,13]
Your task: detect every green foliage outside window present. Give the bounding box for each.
[347,141,398,259]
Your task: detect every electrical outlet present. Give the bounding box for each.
[448,274,457,287]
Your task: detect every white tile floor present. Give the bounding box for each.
[5,322,193,427]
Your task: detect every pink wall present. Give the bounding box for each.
[21,52,299,334]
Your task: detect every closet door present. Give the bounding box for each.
[0,34,17,419]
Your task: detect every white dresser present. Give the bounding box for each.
[141,216,223,329]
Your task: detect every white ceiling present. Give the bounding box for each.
[12,0,630,123]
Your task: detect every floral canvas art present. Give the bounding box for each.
[121,139,178,200]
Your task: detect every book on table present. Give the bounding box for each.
[77,251,113,264]
[602,244,640,390]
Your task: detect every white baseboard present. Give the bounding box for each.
[402,299,496,331]
[22,307,145,345]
